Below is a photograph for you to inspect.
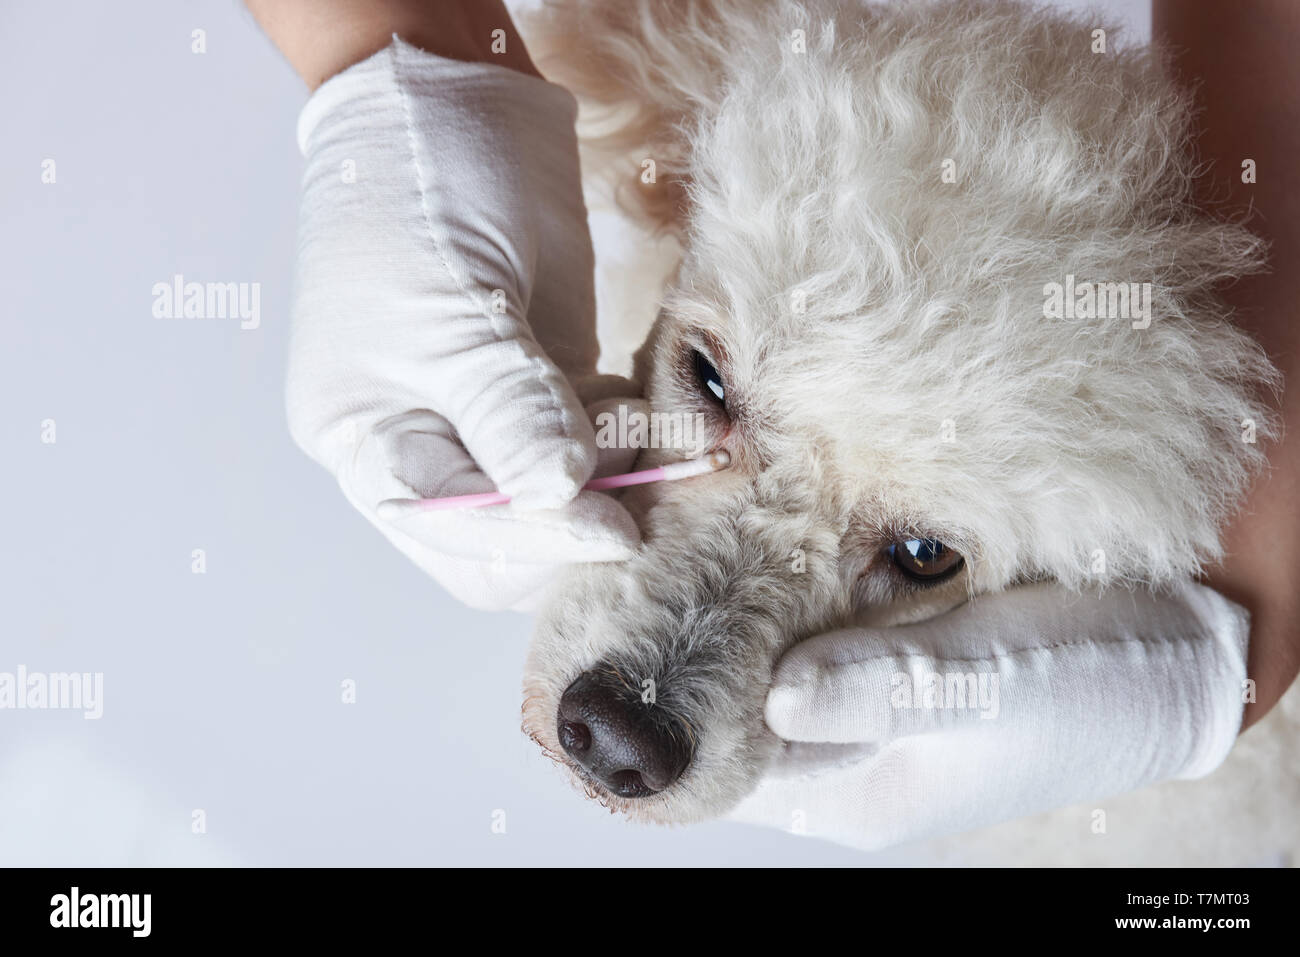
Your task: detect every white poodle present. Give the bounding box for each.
[515,0,1300,863]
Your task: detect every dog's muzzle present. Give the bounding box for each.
[556,668,693,798]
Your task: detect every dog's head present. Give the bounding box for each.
[522,0,1276,822]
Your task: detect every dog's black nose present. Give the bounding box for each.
[556,669,691,798]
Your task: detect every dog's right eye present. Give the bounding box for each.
[692,350,726,407]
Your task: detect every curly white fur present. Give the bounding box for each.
[516,0,1296,862]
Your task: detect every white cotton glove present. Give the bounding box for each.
[286,38,640,611]
[730,580,1250,850]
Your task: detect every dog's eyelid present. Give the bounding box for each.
[686,344,721,370]
[878,520,973,552]
[884,532,958,553]
[687,328,729,367]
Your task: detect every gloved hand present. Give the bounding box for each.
[286,37,639,611]
[731,580,1250,850]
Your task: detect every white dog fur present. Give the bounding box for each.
[515,0,1300,864]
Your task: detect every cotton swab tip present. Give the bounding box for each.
[659,448,731,481]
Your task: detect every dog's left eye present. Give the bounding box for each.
[692,350,725,406]
[888,538,964,582]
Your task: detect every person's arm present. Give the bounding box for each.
[245,0,539,89]
[1154,0,1300,730]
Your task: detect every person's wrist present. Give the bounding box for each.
[377,1,542,81]
[248,0,540,91]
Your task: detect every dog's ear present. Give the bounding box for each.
[519,0,740,234]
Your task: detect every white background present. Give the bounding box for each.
[1,0,1146,865]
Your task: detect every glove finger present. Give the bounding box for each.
[376,401,644,497]
[431,333,598,510]
[764,624,1006,744]
[385,489,638,564]
[766,581,1248,753]
[767,586,1081,743]
[353,410,640,564]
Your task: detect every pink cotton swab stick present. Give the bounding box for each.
[376,449,731,518]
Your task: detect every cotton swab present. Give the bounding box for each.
[376,449,731,519]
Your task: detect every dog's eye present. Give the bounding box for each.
[888,538,964,583]
[692,350,725,406]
